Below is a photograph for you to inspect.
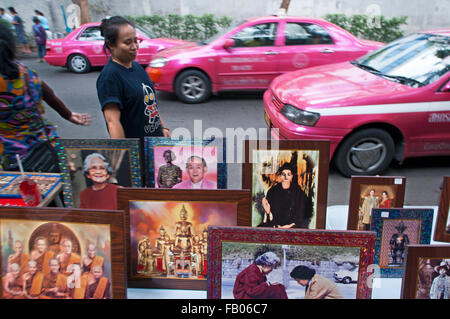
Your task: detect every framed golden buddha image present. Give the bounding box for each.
[0,206,127,299]
[117,188,251,290]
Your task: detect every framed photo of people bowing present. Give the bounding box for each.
[55,138,142,210]
[401,245,450,299]
[144,137,227,189]
[347,176,406,231]
[207,226,377,299]
[434,176,450,243]
[0,206,127,299]
[117,188,251,290]
[242,140,329,229]
[370,208,434,278]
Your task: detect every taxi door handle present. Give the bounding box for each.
[264,51,279,55]
[320,48,334,54]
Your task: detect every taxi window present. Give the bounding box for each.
[285,23,334,45]
[231,23,278,47]
[78,27,104,41]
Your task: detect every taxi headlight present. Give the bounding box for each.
[280,104,320,126]
[150,57,168,68]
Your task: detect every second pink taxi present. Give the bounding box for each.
[146,16,383,103]
[264,30,450,177]
[45,22,187,73]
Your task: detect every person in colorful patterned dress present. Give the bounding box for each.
[0,23,91,170]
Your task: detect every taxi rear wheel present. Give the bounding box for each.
[67,54,91,73]
[334,128,395,177]
[174,70,211,104]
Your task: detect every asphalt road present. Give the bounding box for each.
[19,56,449,207]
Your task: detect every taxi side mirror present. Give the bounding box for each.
[223,38,235,49]
[440,80,450,93]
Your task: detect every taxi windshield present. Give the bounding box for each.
[198,20,246,45]
[354,33,450,86]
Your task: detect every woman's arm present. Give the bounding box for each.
[103,103,125,138]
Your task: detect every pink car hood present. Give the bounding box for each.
[150,37,190,51]
[153,41,203,57]
[271,62,418,111]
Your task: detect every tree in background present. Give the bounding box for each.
[72,0,90,24]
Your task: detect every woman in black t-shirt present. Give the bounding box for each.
[96,16,170,139]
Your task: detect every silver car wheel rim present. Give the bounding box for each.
[181,76,205,100]
[71,56,86,72]
[346,137,387,173]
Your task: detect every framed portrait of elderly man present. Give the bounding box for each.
[0,206,127,299]
[144,137,227,189]
[401,245,450,299]
[370,208,434,278]
[207,226,377,299]
[434,176,450,243]
[242,140,329,229]
[56,139,142,209]
[347,176,406,231]
[117,188,250,290]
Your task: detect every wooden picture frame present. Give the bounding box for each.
[144,137,227,189]
[117,188,251,290]
[55,138,142,209]
[370,208,434,278]
[434,176,450,243]
[401,244,450,299]
[207,226,376,299]
[347,176,406,231]
[0,206,127,299]
[242,140,329,229]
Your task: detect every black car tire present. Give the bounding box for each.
[334,128,395,177]
[67,54,91,73]
[174,70,211,104]
[343,277,352,284]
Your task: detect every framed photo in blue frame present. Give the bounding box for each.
[370,208,434,278]
[55,138,142,209]
[144,137,227,189]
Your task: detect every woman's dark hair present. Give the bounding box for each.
[99,16,135,55]
[7,7,17,14]
[32,16,40,24]
[0,23,19,79]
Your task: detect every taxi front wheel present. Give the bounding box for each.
[174,70,211,104]
[334,128,395,177]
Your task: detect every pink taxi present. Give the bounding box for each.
[44,22,186,73]
[146,16,382,103]
[264,30,450,177]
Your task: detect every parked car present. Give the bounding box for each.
[146,16,382,103]
[334,268,358,284]
[264,29,450,177]
[44,22,187,73]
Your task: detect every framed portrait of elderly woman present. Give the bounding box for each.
[55,138,142,209]
[401,245,450,299]
[207,226,377,299]
[370,208,434,278]
[242,140,329,229]
[347,176,406,231]
[144,137,227,189]
[434,176,450,243]
[117,188,250,290]
[0,206,127,299]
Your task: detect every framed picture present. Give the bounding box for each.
[242,140,329,229]
[0,206,127,299]
[401,245,450,299]
[144,137,227,189]
[55,138,142,209]
[370,208,434,278]
[347,176,406,231]
[117,188,251,290]
[434,176,450,243]
[207,226,376,299]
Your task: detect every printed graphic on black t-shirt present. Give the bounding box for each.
[142,83,160,134]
